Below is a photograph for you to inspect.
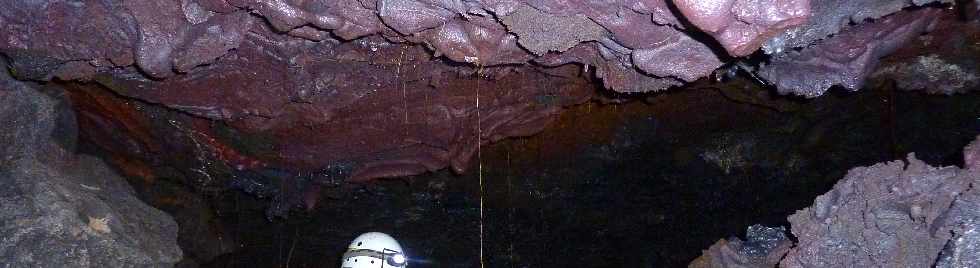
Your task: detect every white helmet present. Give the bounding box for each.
[341,232,408,268]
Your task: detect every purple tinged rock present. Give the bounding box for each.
[673,0,811,56]
[124,0,190,79]
[631,33,724,82]
[757,9,941,97]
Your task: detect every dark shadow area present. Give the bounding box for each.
[89,79,975,267]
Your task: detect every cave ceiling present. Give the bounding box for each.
[2,0,978,215]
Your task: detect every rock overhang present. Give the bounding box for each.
[1,0,978,216]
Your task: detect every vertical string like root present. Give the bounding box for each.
[168,119,215,189]
[476,64,486,268]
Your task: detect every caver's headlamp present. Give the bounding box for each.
[342,248,407,267]
[341,232,408,268]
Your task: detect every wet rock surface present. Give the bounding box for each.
[0,72,182,267]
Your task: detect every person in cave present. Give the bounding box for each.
[341,232,409,268]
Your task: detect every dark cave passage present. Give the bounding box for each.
[70,79,980,267]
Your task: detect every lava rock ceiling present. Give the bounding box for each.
[1,0,977,215]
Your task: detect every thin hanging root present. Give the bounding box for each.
[476,62,486,268]
[398,49,409,125]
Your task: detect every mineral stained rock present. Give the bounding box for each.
[87,38,594,178]
[691,137,980,268]
[874,54,979,94]
[0,72,183,267]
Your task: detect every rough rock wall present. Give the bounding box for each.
[0,70,183,267]
[691,136,980,268]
